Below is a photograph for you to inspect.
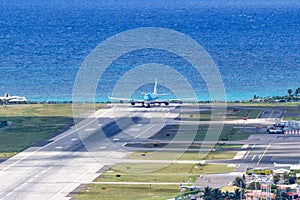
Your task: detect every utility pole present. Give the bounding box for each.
[255,182,257,200]
[240,181,243,200]
[260,175,262,200]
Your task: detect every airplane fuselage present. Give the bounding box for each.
[112,79,171,108]
[143,93,158,101]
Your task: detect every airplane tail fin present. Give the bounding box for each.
[153,78,157,94]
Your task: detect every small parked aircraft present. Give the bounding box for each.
[0,93,27,104]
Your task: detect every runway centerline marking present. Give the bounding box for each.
[5,192,11,197]
[257,142,271,165]
[49,163,101,200]
[84,128,96,132]
[134,124,156,139]
[0,107,111,173]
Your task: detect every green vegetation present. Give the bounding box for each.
[226,109,260,120]
[175,186,243,200]
[180,108,260,121]
[283,106,300,121]
[74,163,234,200]
[0,103,107,158]
[232,177,246,188]
[129,151,236,161]
[95,163,234,183]
[151,125,253,142]
[74,184,180,200]
[203,151,236,160]
[215,143,243,149]
[226,102,300,107]
[0,104,75,158]
[246,168,273,175]
[0,104,73,117]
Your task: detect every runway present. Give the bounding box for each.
[0,103,298,198]
[0,104,180,200]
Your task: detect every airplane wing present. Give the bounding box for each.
[108,97,133,103]
[169,98,198,103]
[109,97,147,104]
[157,93,171,96]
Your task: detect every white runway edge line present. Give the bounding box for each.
[0,107,111,173]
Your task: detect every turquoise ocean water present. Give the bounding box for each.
[0,0,299,102]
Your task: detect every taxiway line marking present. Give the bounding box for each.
[256,110,262,119]
[257,142,271,165]
[268,111,274,120]
[244,151,250,159]
[162,112,170,119]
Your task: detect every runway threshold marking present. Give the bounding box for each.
[0,107,111,173]
[257,142,271,165]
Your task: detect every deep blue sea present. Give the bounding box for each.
[0,0,299,102]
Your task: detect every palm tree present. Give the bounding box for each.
[288,89,293,96]
[295,88,300,96]
[233,188,241,200]
[203,186,212,200]
[233,177,246,188]
[223,191,230,200]
[211,188,222,200]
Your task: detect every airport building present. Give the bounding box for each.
[283,120,300,135]
[267,120,300,134]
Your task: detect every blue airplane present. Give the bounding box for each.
[109,79,182,108]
